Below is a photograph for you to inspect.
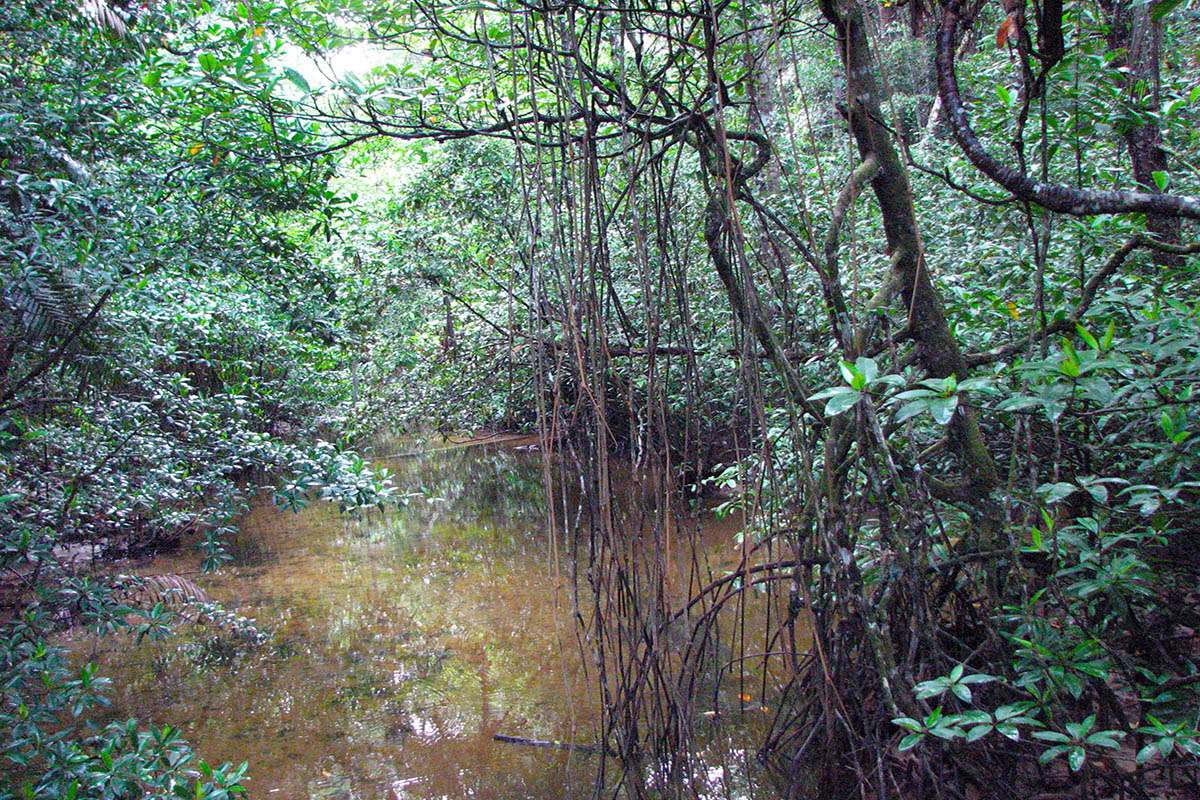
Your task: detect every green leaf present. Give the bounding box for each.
[928,725,962,740]
[1029,526,1044,550]
[1085,732,1125,749]
[1137,741,1166,762]
[966,724,992,742]
[839,360,864,390]
[956,377,997,393]
[1067,716,1096,737]
[1074,323,1099,351]
[282,67,311,93]
[959,673,996,684]
[854,357,878,384]
[898,732,924,751]
[810,386,855,402]
[894,388,937,401]
[1039,481,1077,504]
[894,401,927,424]
[1160,411,1175,439]
[996,395,1040,412]
[916,682,947,699]
[1068,747,1086,771]
[929,395,958,425]
[1040,391,1067,422]
[997,724,1021,741]
[342,72,367,94]
[1038,744,1068,764]
[1152,170,1169,191]
[823,390,862,417]
[1151,0,1186,22]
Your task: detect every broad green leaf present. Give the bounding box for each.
[1074,323,1099,351]
[1029,526,1044,550]
[996,395,1040,412]
[915,681,948,699]
[928,725,961,740]
[824,390,862,417]
[1137,741,1166,762]
[282,67,310,93]
[1040,391,1067,422]
[929,395,958,425]
[997,724,1021,740]
[959,673,996,684]
[966,724,991,742]
[956,377,997,393]
[894,388,938,401]
[1151,0,1186,22]
[839,360,863,390]
[1101,320,1115,350]
[809,386,855,402]
[854,356,878,384]
[1085,732,1124,749]
[1039,482,1077,503]
[894,401,927,424]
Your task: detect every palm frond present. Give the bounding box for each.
[77,0,128,38]
[118,572,215,610]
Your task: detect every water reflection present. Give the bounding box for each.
[74,438,780,800]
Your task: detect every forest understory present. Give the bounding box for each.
[3,0,1200,798]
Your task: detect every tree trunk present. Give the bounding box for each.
[1099,0,1182,265]
[743,15,794,339]
[821,0,1000,506]
[441,292,456,358]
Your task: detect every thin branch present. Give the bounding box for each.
[965,235,1200,367]
[907,160,1016,206]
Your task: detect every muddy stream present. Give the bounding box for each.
[73,436,786,799]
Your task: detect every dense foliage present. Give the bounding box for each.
[0,2,397,796]
[3,0,1200,797]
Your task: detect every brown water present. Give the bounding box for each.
[73,438,785,800]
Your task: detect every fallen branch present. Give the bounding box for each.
[492,733,600,754]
